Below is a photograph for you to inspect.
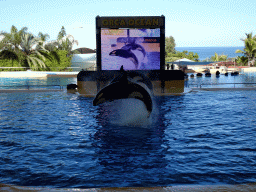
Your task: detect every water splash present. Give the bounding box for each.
[106,98,153,128]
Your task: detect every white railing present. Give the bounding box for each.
[188,83,256,88]
[0,66,96,71]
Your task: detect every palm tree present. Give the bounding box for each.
[240,32,256,42]
[57,34,80,56]
[0,32,48,70]
[37,32,50,48]
[0,37,5,51]
[20,33,48,70]
[210,52,228,62]
[57,26,67,41]
[0,25,28,51]
[236,33,256,66]
[0,26,50,70]
[235,56,248,66]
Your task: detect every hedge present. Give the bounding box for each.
[0,50,73,71]
[0,59,25,71]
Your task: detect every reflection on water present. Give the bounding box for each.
[187,72,256,88]
[0,75,256,188]
[0,77,77,89]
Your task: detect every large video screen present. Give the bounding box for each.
[101,28,160,70]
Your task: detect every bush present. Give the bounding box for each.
[42,50,73,71]
[0,59,26,71]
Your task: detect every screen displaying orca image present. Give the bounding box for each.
[101,28,160,70]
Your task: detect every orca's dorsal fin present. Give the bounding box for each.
[120,65,124,72]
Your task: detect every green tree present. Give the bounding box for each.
[0,27,49,70]
[0,25,28,51]
[57,26,67,40]
[37,32,50,48]
[210,52,228,62]
[0,36,5,50]
[165,36,176,54]
[165,50,199,62]
[43,50,73,71]
[57,34,80,56]
[236,32,256,66]
[19,33,48,70]
[240,32,255,42]
[235,56,248,66]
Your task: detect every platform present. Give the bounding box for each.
[1,183,256,192]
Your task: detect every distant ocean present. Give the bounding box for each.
[175,47,244,61]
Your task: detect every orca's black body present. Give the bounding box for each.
[93,66,153,116]
[121,43,146,58]
[109,49,139,69]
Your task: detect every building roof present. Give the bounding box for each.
[73,47,96,54]
[174,58,195,62]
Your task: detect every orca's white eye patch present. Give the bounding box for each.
[110,51,116,55]
[129,58,135,63]
[98,92,103,98]
[129,92,143,99]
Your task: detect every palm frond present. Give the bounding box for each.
[235,49,244,54]
[34,50,46,61]
[27,57,39,70]
[26,57,33,68]
[10,25,18,34]
[50,51,60,63]
[38,50,52,61]
[31,56,46,69]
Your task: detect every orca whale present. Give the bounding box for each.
[109,49,139,69]
[93,66,153,116]
[121,43,146,58]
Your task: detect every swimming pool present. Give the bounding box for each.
[0,76,77,89]
[1,71,256,89]
[0,89,255,188]
[186,71,256,88]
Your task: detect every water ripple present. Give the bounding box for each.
[0,90,256,188]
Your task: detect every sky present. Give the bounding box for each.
[1,0,256,49]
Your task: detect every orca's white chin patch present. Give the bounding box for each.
[107,57,137,70]
[106,98,151,127]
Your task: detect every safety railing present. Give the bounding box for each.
[0,65,97,71]
[188,82,256,88]
[0,85,64,90]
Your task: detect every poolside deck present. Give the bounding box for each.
[1,183,255,191]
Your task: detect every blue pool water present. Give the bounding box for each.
[0,77,77,89]
[186,71,256,88]
[1,71,256,89]
[1,72,256,188]
[0,88,256,188]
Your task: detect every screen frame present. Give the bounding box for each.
[96,16,165,71]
